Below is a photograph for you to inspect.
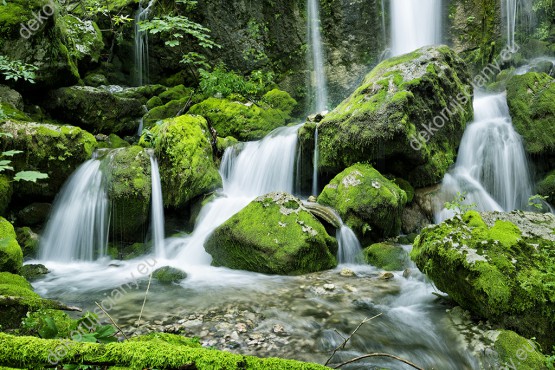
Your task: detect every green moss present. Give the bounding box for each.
[0,175,12,216]
[260,89,297,116]
[0,217,22,274]
[216,136,239,154]
[462,210,487,228]
[146,96,163,110]
[15,227,39,259]
[0,271,31,289]
[318,163,407,244]
[538,170,555,205]
[152,266,187,284]
[0,332,328,369]
[158,85,192,103]
[494,331,547,370]
[205,192,337,275]
[0,103,30,123]
[392,178,414,203]
[148,115,222,208]
[363,243,409,271]
[189,95,293,141]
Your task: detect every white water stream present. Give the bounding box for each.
[307,0,328,112]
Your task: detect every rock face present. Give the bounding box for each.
[317,164,407,244]
[205,192,337,275]
[46,86,144,135]
[537,170,555,205]
[0,120,97,202]
[188,89,296,141]
[411,210,555,347]
[0,217,23,274]
[146,115,222,209]
[506,72,555,171]
[106,146,151,242]
[317,45,473,188]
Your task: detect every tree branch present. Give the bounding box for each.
[333,353,424,370]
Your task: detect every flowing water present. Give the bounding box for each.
[436,92,534,221]
[504,0,518,50]
[335,225,362,264]
[312,127,319,196]
[307,0,328,112]
[39,157,109,262]
[133,0,155,86]
[390,0,442,56]
[149,152,166,259]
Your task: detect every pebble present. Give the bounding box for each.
[340,268,355,277]
[323,283,335,291]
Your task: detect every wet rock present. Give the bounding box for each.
[16,203,51,226]
[339,268,355,277]
[152,266,188,284]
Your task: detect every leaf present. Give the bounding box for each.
[94,324,117,338]
[1,150,22,157]
[38,316,58,339]
[13,171,49,183]
[0,132,13,138]
[73,333,97,342]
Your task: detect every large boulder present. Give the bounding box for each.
[0,217,23,273]
[0,120,97,201]
[188,89,296,141]
[146,115,222,209]
[205,192,337,275]
[506,72,555,170]
[411,210,555,348]
[46,86,144,135]
[317,45,473,188]
[537,170,555,205]
[317,164,407,244]
[106,146,151,242]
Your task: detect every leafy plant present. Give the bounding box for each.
[444,192,477,215]
[0,55,38,83]
[529,194,549,210]
[0,132,49,183]
[547,348,555,369]
[198,65,275,100]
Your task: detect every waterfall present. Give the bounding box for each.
[307,0,328,112]
[336,225,362,264]
[168,125,302,265]
[312,127,319,195]
[149,152,166,259]
[436,92,533,221]
[39,158,110,262]
[390,0,442,56]
[134,0,155,86]
[505,0,518,50]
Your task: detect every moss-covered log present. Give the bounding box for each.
[0,333,327,369]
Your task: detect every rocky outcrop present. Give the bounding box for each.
[318,164,407,244]
[317,45,473,188]
[0,217,23,274]
[205,192,337,275]
[411,210,555,347]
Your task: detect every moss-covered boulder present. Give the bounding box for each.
[20,263,48,280]
[537,170,555,205]
[363,242,409,271]
[0,174,12,216]
[58,14,103,64]
[492,330,548,370]
[15,227,39,258]
[411,210,555,347]
[45,86,144,135]
[506,72,555,167]
[0,120,97,201]
[106,146,151,242]
[0,217,22,273]
[205,192,337,275]
[317,164,407,244]
[318,45,473,187]
[188,89,297,141]
[152,266,187,284]
[146,115,222,209]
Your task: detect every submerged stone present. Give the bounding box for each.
[152,266,188,284]
[205,192,337,275]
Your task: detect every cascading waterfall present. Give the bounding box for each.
[168,125,302,266]
[148,152,166,259]
[133,0,155,86]
[312,127,319,195]
[307,0,328,112]
[436,92,534,221]
[39,157,110,262]
[390,0,442,56]
[505,0,518,49]
[336,225,362,264]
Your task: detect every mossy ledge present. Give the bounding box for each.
[0,333,327,369]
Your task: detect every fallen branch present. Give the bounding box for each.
[137,271,153,326]
[333,353,424,370]
[94,301,128,341]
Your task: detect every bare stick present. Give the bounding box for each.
[138,272,153,325]
[325,313,382,366]
[94,301,129,341]
[333,353,424,370]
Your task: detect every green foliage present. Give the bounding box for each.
[198,64,275,100]
[547,348,555,369]
[529,194,549,210]
[0,55,38,83]
[444,192,476,214]
[0,134,48,183]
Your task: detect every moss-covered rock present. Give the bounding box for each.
[493,330,547,370]
[318,45,473,187]
[205,192,337,275]
[260,88,297,116]
[58,15,103,64]
[317,164,407,244]
[0,120,97,201]
[145,115,222,209]
[506,72,555,167]
[0,175,12,216]
[0,217,22,274]
[363,242,409,271]
[20,263,48,280]
[15,203,51,226]
[15,227,39,258]
[189,91,296,141]
[411,210,555,348]
[537,170,555,205]
[152,266,187,284]
[45,86,144,135]
[105,146,151,242]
